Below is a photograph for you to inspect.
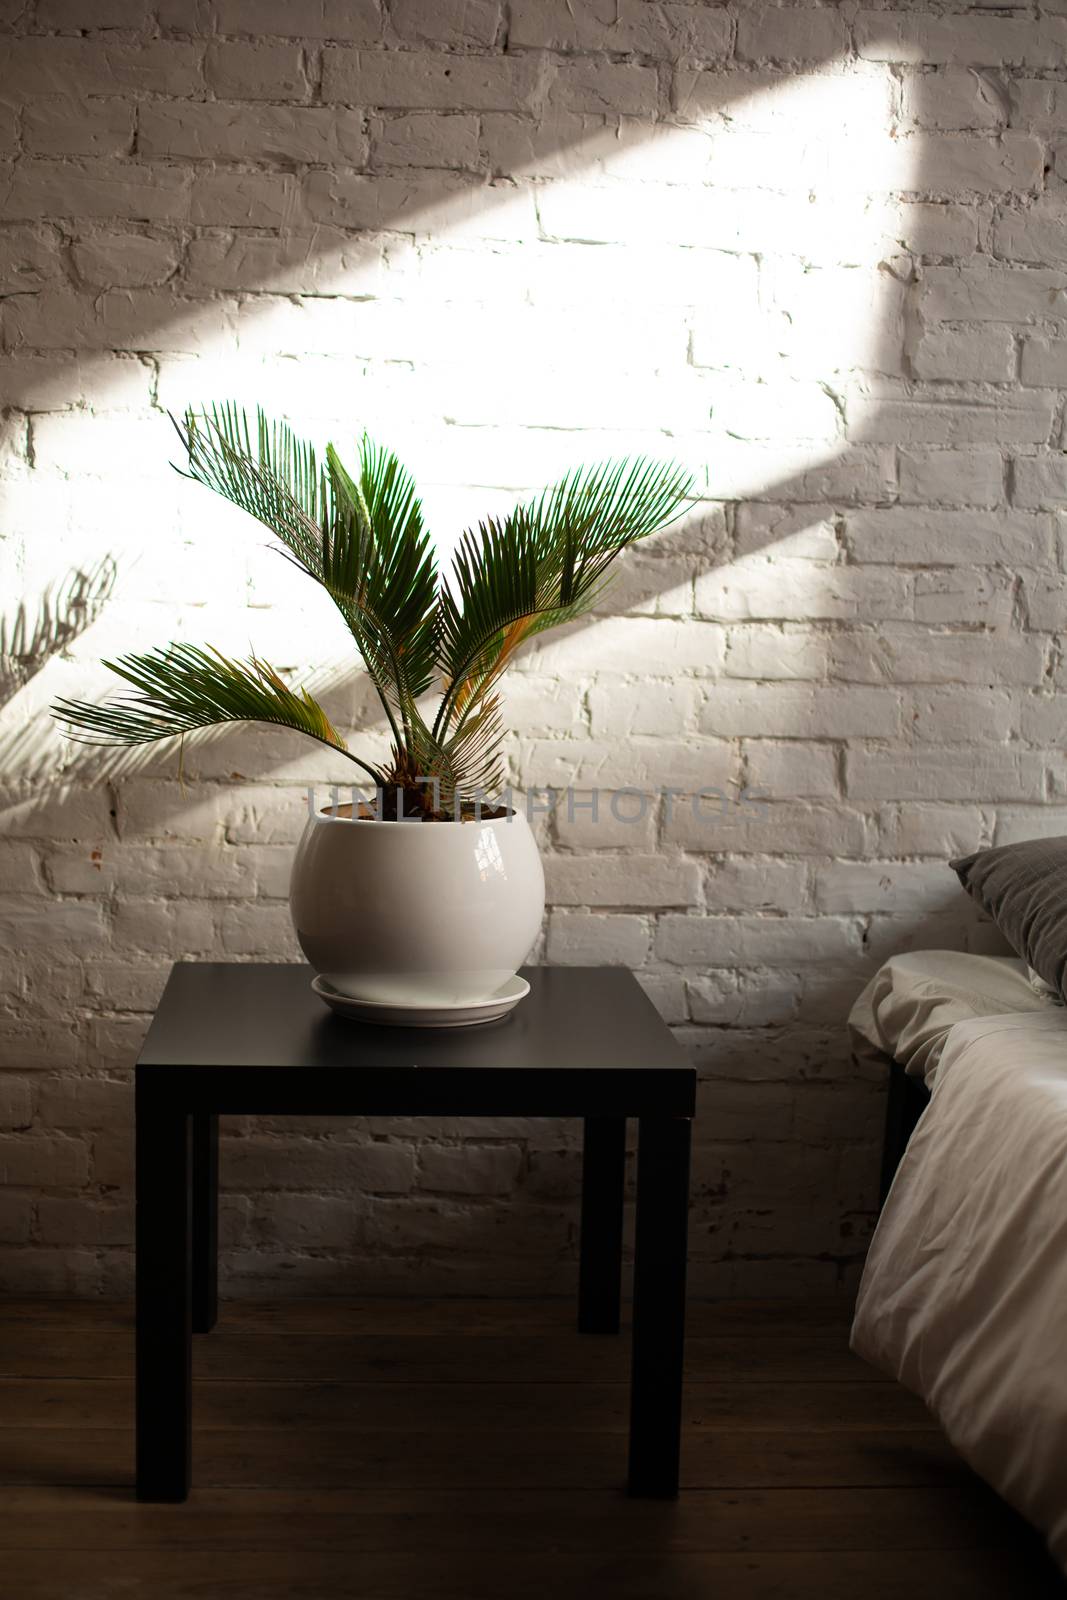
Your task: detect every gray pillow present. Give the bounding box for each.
[951,838,1067,1003]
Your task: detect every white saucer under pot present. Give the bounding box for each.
[312,973,530,1028]
[290,805,545,1017]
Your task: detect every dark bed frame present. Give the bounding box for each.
[880,1059,931,1206]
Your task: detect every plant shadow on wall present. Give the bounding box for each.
[0,558,116,718]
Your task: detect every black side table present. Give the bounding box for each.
[135,963,696,1502]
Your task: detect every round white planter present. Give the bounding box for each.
[290,806,545,1008]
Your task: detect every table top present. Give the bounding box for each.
[136,964,695,1118]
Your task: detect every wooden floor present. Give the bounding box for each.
[0,1298,1062,1599]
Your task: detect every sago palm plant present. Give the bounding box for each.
[54,405,692,819]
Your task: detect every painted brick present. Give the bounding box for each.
[111,897,216,957]
[830,626,1046,687]
[994,204,1067,265]
[1,38,204,97]
[216,0,382,39]
[0,1077,33,1129]
[205,42,310,102]
[0,225,63,291]
[36,1197,131,1248]
[181,229,382,293]
[1010,77,1067,130]
[417,1145,521,1196]
[140,103,367,164]
[190,171,301,228]
[390,0,500,49]
[1021,338,1067,387]
[898,447,1005,507]
[912,327,1016,383]
[546,911,650,966]
[812,861,959,916]
[702,686,900,741]
[586,680,699,738]
[1013,455,1067,509]
[510,0,730,59]
[8,285,236,356]
[732,503,838,562]
[0,1193,32,1245]
[523,618,726,677]
[857,385,1062,451]
[896,201,980,259]
[666,798,872,858]
[553,791,658,851]
[657,914,861,967]
[847,747,1045,802]
[2,7,1063,1302]
[914,132,1041,194]
[0,1135,89,1188]
[543,854,700,909]
[0,841,42,894]
[856,13,1067,70]
[704,859,809,915]
[37,1075,131,1131]
[847,507,1054,566]
[37,0,153,25]
[223,1137,415,1193]
[921,265,1067,323]
[322,48,542,112]
[723,625,829,682]
[744,740,840,801]
[71,232,181,288]
[547,60,659,119]
[371,112,480,171]
[913,570,1014,628]
[516,735,735,792]
[0,160,191,223]
[901,68,1007,130]
[23,97,135,158]
[0,896,106,950]
[0,1016,84,1074]
[1024,576,1067,634]
[248,1193,361,1250]
[696,560,910,623]
[878,804,988,858]
[737,8,848,64]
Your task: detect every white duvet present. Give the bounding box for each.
[852,1008,1067,1569]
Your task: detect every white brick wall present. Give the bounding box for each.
[1,0,1063,1300]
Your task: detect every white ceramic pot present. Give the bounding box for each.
[290,806,545,1007]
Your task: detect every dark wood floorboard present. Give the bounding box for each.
[0,1328,883,1383]
[0,1298,1061,1599]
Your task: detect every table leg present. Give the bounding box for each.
[192,1113,219,1334]
[136,1094,193,1502]
[578,1116,626,1334]
[627,1115,691,1498]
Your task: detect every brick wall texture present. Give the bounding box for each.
[2,0,1065,1298]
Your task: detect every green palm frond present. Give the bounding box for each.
[176,403,330,574]
[53,643,381,781]
[325,437,440,744]
[175,405,442,762]
[434,456,693,743]
[439,693,507,801]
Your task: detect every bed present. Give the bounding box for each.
[850,953,1067,1570]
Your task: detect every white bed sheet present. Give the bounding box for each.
[852,1008,1067,1569]
[848,951,1052,1088]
